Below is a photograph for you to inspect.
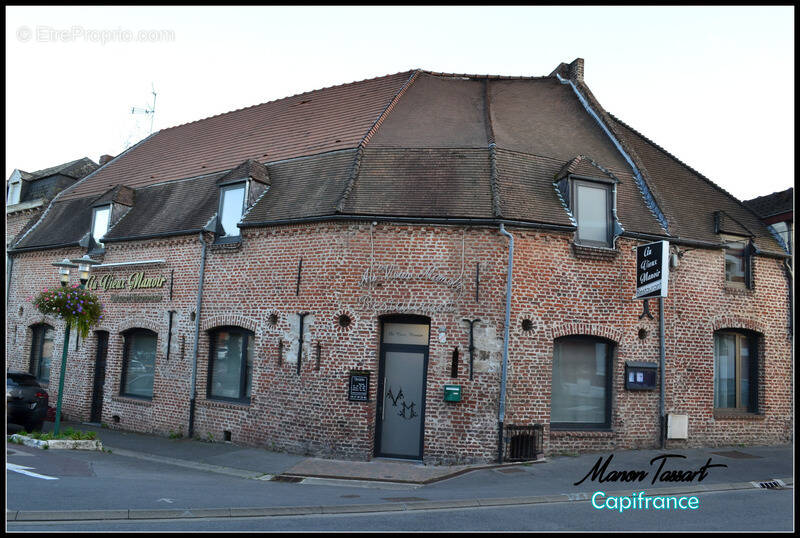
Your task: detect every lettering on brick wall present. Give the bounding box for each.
[358,295,457,315]
[107,294,163,303]
[359,264,464,294]
[87,272,167,292]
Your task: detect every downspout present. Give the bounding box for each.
[498,224,514,463]
[188,231,208,438]
[6,254,13,310]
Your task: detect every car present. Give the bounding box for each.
[6,371,49,432]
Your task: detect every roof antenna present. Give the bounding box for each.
[131,83,157,135]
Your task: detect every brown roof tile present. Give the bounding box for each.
[58,71,415,201]
[341,148,494,218]
[744,188,793,219]
[609,116,784,253]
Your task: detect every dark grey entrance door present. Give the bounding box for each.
[90,331,109,423]
[376,318,430,459]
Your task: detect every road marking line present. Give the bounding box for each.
[7,462,59,480]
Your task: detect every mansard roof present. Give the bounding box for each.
[12,61,785,256]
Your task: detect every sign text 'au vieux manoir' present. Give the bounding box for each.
[87,272,167,292]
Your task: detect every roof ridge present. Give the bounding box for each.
[336,70,421,213]
[484,80,501,218]
[744,187,793,203]
[607,112,770,225]
[158,70,417,135]
[423,70,554,81]
[12,136,154,249]
[568,79,671,235]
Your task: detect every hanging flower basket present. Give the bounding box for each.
[32,285,104,338]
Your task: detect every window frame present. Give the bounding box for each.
[29,323,54,384]
[216,181,248,243]
[722,235,752,289]
[7,178,22,206]
[714,330,759,413]
[119,328,158,400]
[91,204,112,249]
[570,177,614,248]
[206,326,254,404]
[550,335,614,431]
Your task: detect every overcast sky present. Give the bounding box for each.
[5,6,794,201]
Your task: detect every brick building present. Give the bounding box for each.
[744,187,793,255]
[6,59,792,463]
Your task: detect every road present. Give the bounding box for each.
[7,489,794,532]
[6,440,795,532]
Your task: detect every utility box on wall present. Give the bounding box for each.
[667,414,689,439]
[444,385,461,402]
[625,361,658,390]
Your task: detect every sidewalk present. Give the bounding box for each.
[31,420,511,484]
[7,421,794,521]
[27,421,795,487]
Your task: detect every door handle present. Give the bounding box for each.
[382,377,388,421]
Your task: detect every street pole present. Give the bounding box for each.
[50,255,98,436]
[53,321,71,436]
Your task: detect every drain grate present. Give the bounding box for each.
[271,475,304,483]
[710,450,762,459]
[382,496,428,502]
[753,479,785,490]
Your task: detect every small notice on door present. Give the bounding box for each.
[348,371,370,402]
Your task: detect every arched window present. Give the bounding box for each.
[29,324,54,383]
[551,336,614,429]
[120,328,157,399]
[207,327,253,402]
[714,330,759,412]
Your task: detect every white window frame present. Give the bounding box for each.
[91,204,112,248]
[7,171,22,206]
[217,181,247,242]
[571,178,614,248]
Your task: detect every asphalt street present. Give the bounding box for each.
[7,489,795,532]
[5,423,795,532]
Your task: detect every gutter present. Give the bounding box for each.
[103,229,204,244]
[497,224,514,463]
[241,214,576,232]
[622,231,790,260]
[188,232,208,438]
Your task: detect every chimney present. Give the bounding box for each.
[99,154,115,166]
[568,58,584,83]
[549,58,584,83]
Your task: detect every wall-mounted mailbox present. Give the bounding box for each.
[444,384,462,402]
[625,361,658,390]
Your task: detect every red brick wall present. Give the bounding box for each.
[6,207,44,247]
[5,222,792,463]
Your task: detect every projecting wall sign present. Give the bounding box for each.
[635,241,670,299]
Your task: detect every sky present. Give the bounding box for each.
[5,6,794,201]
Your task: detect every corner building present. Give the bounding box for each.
[6,59,792,463]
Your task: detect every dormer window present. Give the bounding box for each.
[724,238,752,288]
[92,205,111,248]
[574,180,613,247]
[556,156,619,250]
[7,173,22,206]
[217,182,246,241]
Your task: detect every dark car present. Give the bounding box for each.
[6,371,49,432]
